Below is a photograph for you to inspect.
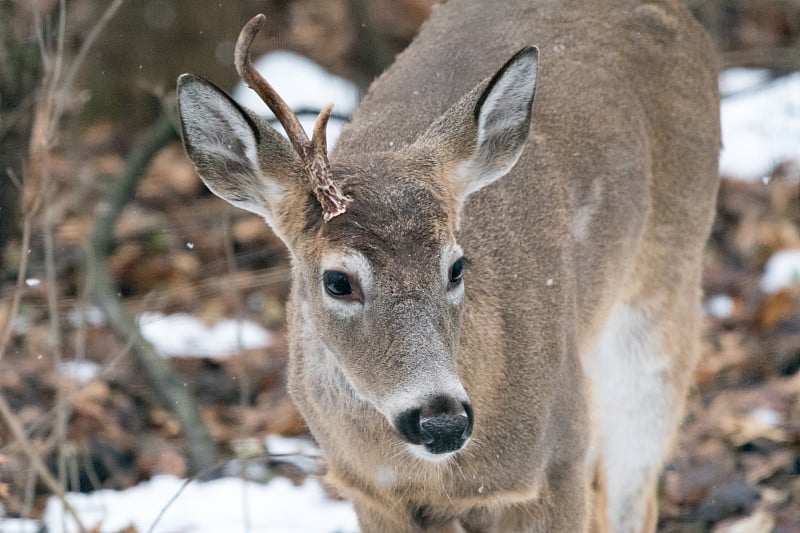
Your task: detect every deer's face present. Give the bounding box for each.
[291,155,473,460]
[177,39,537,462]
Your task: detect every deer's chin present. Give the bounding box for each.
[406,443,463,464]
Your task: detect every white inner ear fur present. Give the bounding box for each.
[475,56,537,147]
[179,78,284,224]
[320,252,373,318]
[203,115,268,217]
[442,244,465,305]
[455,52,537,200]
[194,94,260,174]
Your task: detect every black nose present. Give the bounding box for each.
[395,396,474,455]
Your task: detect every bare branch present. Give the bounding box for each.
[56,0,126,122]
[0,216,32,364]
[90,113,218,474]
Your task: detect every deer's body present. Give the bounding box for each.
[178,1,720,531]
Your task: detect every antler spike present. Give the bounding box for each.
[235,14,310,155]
[311,103,334,157]
[234,15,351,222]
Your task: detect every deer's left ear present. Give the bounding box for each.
[418,47,538,202]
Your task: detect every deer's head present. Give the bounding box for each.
[177,15,537,461]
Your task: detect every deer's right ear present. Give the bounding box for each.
[415,47,538,205]
[177,74,301,226]
[455,47,538,199]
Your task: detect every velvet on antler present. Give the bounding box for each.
[234,14,351,222]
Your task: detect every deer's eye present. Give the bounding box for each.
[323,271,353,298]
[448,257,466,289]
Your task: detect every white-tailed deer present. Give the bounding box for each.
[177,0,720,530]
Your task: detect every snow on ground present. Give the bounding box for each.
[66,306,107,328]
[232,51,360,150]
[719,68,772,96]
[760,249,800,294]
[37,475,358,533]
[1,438,358,533]
[704,294,735,319]
[719,69,800,181]
[58,360,102,384]
[264,435,325,475]
[138,312,273,358]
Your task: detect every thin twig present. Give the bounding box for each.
[56,0,126,122]
[48,0,67,110]
[0,264,291,324]
[20,465,37,521]
[145,457,263,533]
[0,215,33,364]
[221,213,251,410]
[241,472,252,533]
[32,1,48,70]
[39,0,70,500]
[221,215,255,533]
[44,182,70,492]
[5,166,22,189]
[73,241,95,361]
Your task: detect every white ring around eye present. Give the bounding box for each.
[320,251,372,318]
[442,244,465,304]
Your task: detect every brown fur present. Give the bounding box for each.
[177,0,720,530]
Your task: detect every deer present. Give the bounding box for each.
[176,0,720,530]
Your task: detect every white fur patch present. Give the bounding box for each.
[406,443,458,464]
[454,154,524,200]
[262,180,286,220]
[585,304,673,533]
[573,180,603,242]
[573,204,594,243]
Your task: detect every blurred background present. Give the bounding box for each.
[0,1,799,531]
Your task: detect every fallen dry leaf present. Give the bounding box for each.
[712,510,775,533]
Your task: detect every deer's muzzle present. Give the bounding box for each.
[395,395,474,456]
